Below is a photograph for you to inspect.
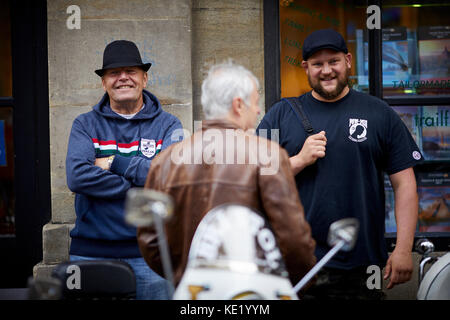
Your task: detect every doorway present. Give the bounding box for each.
[0,0,50,288]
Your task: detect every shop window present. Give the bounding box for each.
[381,2,450,97]
[0,1,15,237]
[392,105,450,160]
[387,106,450,237]
[271,0,450,250]
[279,0,367,97]
[0,0,12,97]
[0,108,14,237]
[381,1,450,248]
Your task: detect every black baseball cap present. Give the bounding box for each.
[302,29,348,61]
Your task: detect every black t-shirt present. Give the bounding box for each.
[257,89,422,269]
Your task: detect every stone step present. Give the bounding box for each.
[42,223,74,265]
[33,261,59,280]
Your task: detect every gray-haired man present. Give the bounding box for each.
[137,61,317,293]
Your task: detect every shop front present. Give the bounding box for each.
[0,0,448,299]
[0,0,50,288]
[264,0,450,250]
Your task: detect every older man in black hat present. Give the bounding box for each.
[257,29,422,299]
[66,40,183,299]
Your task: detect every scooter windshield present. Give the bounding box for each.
[187,204,289,278]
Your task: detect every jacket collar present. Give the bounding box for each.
[201,119,242,131]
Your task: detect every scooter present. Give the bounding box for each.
[26,189,449,300]
[124,188,359,300]
[415,238,450,300]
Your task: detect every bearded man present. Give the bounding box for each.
[257,29,422,299]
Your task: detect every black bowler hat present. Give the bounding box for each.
[302,29,348,61]
[95,40,151,77]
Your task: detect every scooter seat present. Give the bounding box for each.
[51,260,136,300]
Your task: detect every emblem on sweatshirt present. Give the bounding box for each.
[140,139,163,158]
[348,119,368,142]
[141,139,156,158]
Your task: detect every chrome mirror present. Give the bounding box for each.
[125,188,175,296]
[416,238,435,256]
[327,218,359,252]
[125,188,174,227]
[294,218,359,293]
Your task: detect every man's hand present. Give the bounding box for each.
[384,248,413,289]
[95,157,110,170]
[290,131,327,175]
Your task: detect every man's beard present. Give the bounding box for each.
[308,67,350,100]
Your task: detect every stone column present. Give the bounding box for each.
[191,0,265,122]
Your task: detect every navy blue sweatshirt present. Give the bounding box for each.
[66,89,183,258]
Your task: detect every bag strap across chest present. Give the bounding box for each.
[283,97,315,136]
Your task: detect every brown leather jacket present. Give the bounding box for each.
[137,119,316,286]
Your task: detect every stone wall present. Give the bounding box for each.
[191,0,265,121]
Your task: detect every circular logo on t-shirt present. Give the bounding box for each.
[412,151,421,160]
[348,118,368,143]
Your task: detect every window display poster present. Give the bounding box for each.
[385,179,396,233]
[391,106,422,147]
[0,120,6,166]
[357,27,410,87]
[385,170,450,233]
[418,26,450,78]
[381,27,410,87]
[417,26,450,94]
[416,171,450,232]
[421,106,450,160]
